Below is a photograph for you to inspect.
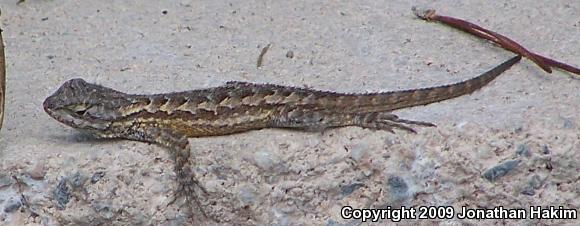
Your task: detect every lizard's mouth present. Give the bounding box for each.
[44,107,84,130]
[43,96,69,124]
[43,97,111,132]
[43,96,65,123]
[42,96,55,114]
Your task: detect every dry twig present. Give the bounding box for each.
[257,43,272,68]
[0,22,5,130]
[412,7,580,76]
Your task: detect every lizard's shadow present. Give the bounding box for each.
[48,132,126,145]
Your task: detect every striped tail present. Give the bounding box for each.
[338,55,522,113]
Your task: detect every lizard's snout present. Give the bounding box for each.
[43,96,55,113]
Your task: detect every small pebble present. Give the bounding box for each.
[515,144,531,157]
[483,159,521,182]
[388,176,409,200]
[53,177,71,209]
[340,182,365,197]
[71,172,87,188]
[91,171,106,184]
[521,186,535,196]
[28,160,47,180]
[521,175,543,196]
[3,197,22,213]
[92,203,114,219]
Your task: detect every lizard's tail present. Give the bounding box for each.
[339,55,522,113]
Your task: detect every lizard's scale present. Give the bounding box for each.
[43,55,521,222]
[121,56,518,136]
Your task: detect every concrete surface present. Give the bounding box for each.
[0,0,578,225]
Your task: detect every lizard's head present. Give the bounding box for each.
[43,78,131,137]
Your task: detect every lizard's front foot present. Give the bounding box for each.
[168,170,216,223]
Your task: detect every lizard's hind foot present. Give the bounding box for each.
[355,112,435,133]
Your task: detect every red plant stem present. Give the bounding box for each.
[412,7,580,76]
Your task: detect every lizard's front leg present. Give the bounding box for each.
[129,127,209,222]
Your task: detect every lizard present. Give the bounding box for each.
[43,55,521,222]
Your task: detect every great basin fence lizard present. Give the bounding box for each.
[43,55,521,221]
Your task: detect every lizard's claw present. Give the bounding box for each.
[355,112,436,133]
[167,174,210,219]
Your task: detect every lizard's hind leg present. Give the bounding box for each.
[274,109,435,133]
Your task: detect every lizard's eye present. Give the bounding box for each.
[70,105,89,116]
[75,109,87,115]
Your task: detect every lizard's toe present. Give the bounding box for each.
[355,112,434,133]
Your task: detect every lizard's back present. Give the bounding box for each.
[125,56,520,137]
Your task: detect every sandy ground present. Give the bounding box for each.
[0,0,578,225]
